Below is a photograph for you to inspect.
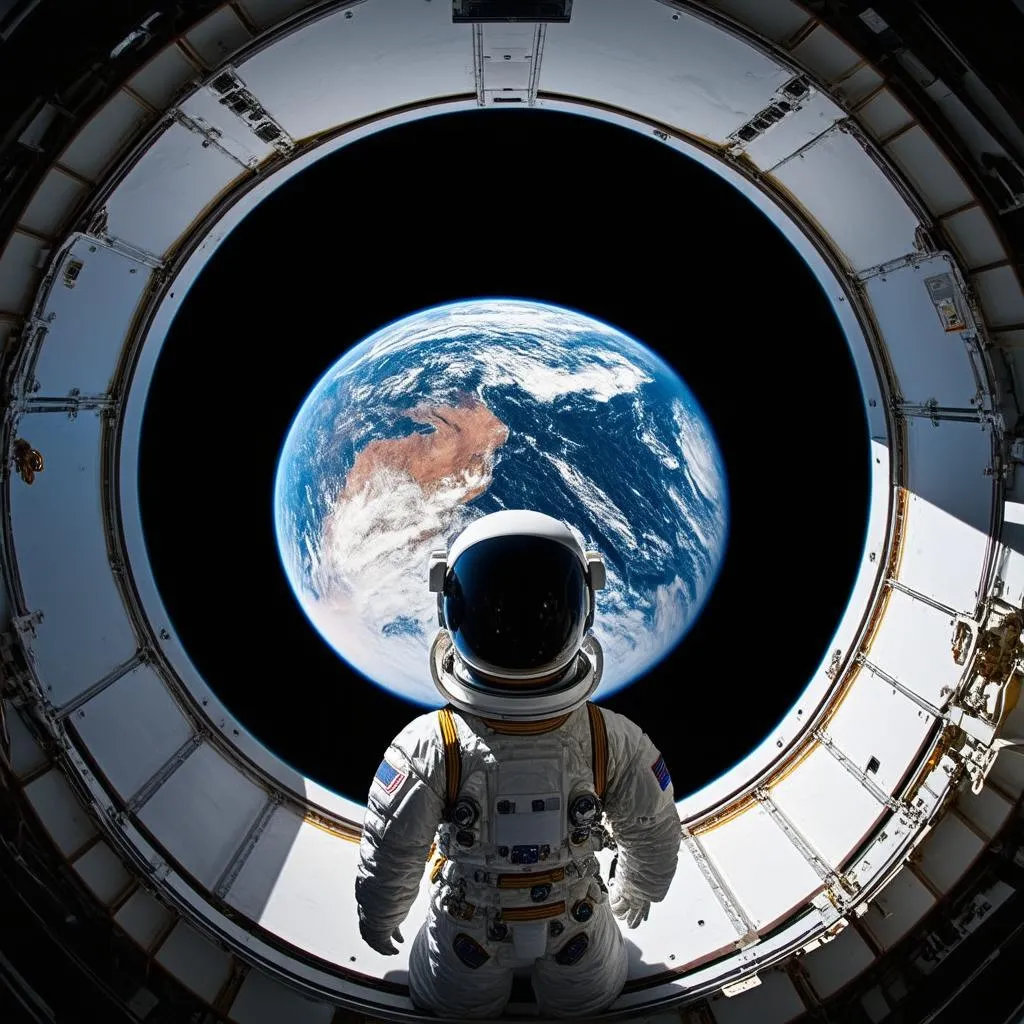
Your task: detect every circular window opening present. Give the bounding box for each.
[139,110,869,802]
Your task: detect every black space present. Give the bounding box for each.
[139,109,869,803]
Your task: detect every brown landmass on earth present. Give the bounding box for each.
[343,398,510,502]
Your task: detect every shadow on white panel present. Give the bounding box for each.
[155,920,234,1002]
[710,967,805,1024]
[58,92,151,182]
[74,839,133,905]
[229,968,335,1024]
[115,887,174,949]
[185,6,251,68]
[913,812,985,894]
[956,782,1013,839]
[2,701,47,778]
[801,924,876,999]
[862,869,935,949]
[0,232,48,311]
[19,168,89,238]
[24,769,97,856]
[129,45,200,110]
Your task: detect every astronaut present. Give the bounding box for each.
[355,510,680,1019]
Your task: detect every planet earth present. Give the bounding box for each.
[274,298,729,706]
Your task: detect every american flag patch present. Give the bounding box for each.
[374,757,406,795]
[651,755,671,792]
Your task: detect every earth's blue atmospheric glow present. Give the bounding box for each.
[274,299,730,706]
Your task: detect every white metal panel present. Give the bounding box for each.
[956,782,1013,839]
[861,986,890,1023]
[58,91,151,182]
[744,92,845,172]
[835,64,883,107]
[913,813,984,893]
[115,887,174,948]
[24,768,96,855]
[856,88,913,143]
[155,921,233,1001]
[0,231,48,311]
[942,206,1007,269]
[229,969,335,1024]
[699,806,822,930]
[237,0,314,30]
[994,329,1024,349]
[32,238,152,396]
[923,79,1005,168]
[772,128,921,272]
[73,663,193,801]
[826,667,935,796]
[19,168,89,238]
[180,87,277,166]
[866,588,960,709]
[0,319,13,358]
[639,842,742,971]
[704,0,806,41]
[9,412,138,704]
[790,24,862,83]
[863,870,935,949]
[973,264,1024,327]
[704,0,810,43]
[2,701,47,778]
[74,839,133,905]
[237,1,474,141]
[899,417,993,612]
[710,967,804,1024]
[770,744,882,869]
[863,255,979,408]
[539,1,793,145]
[184,6,252,68]
[222,803,305,916]
[228,816,375,963]
[137,743,267,888]
[802,925,876,998]
[989,745,1024,796]
[885,125,974,217]
[103,121,244,258]
[129,45,200,109]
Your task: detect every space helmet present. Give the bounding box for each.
[428,509,607,721]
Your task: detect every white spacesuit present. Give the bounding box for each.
[355,510,680,1018]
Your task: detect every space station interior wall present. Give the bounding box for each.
[2,1,1024,1022]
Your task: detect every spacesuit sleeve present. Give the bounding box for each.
[600,709,680,904]
[354,713,447,934]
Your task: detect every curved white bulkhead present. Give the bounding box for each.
[3,1,1024,1021]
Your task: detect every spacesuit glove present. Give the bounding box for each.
[608,877,650,929]
[359,921,404,955]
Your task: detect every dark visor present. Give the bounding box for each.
[443,535,588,677]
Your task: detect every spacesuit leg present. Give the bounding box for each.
[531,902,628,1018]
[408,891,513,1019]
